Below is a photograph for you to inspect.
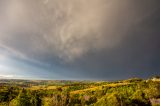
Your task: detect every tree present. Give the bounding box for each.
[30,91,42,106]
[17,89,31,106]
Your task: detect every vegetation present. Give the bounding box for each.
[0,76,160,106]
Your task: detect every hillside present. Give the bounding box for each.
[0,77,160,106]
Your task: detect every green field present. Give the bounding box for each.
[0,77,160,106]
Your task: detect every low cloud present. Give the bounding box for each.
[0,74,14,78]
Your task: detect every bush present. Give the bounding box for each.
[131,90,151,106]
[95,93,121,106]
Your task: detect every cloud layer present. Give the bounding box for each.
[0,0,135,61]
[0,0,160,79]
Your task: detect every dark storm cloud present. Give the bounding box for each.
[0,0,160,80]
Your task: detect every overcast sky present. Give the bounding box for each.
[0,0,160,80]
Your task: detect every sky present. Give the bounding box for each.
[0,0,160,80]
